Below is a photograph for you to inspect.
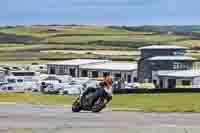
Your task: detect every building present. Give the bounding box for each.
[5,71,39,83]
[28,64,47,73]
[138,45,199,88]
[80,62,137,83]
[47,59,137,83]
[47,59,109,77]
[152,70,200,88]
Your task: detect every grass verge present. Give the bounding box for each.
[1,93,200,112]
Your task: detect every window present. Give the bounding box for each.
[173,51,185,56]
[114,73,122,81]
[69,68,76,77]
[173,62,179,69]
[17,79,23,83]
[168,79,176,88]
[159,79,164,88]
[128,75,132,83]
[12,72,35,76]
[64,68,68,73]
[115,73,121,78]
[92,71,99,78]
[173,62,190,70]
[7,79,16,83]
[59,66,65,75]
[153,80,157,85]
[182,80,191,86]
[133,77,137,82]
[81,70,88,77]
[49,67,56,74]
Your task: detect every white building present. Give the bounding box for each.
[5,71,39,83]
[152,70,200,88]
[47,59,138,83]
[47,59,110,77]
[80,62,137,83]
[28,64,47,73]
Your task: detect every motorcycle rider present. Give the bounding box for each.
[80,73,113,106]
[93,73,113,103]
[103,73,113,96]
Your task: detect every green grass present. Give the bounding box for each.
[47,34,187,44]
[0,44,133,52]
[0,44,137,64]
[0,52,136,63]
[111,94,200,112]
[170,40,200,47]
[0,60,50,65]
[1,26,200,64]
[0,129,33,133]
[0,93,75,105]
[40,53,137,61]
[0,26,145,37]
[1,93,200,112]
[0,26,199,50]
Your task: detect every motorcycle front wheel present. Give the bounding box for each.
[72,98,81,112]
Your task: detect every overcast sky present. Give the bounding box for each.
[0,0,199,25]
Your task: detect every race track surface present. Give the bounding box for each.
[0,104,200,133]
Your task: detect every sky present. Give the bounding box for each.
[0,0,199,26]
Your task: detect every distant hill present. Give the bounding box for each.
[0,25,200,50]
[108,25,200,33]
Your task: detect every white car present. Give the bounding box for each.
[83,80,101,88]
[72,77,90,83]
[43,82,64,94]
[60,82,83,95]
[125,83,141,89]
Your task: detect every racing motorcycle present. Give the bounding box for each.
[72,85,112,113]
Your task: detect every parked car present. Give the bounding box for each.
[41,82,64,94]
[83,79,101,88]
[126,82,141,89]
[139,83,155,89]
[72,77,90,84]
[60,82,83,95]
[0,84,25,93]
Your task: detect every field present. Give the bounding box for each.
[0,26,137,37]
[1,93,200,112]
[46,34,187,44]
[0,25,200,64]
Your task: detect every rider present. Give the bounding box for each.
[80,73,113,105]
[103,73,113,96]
[94,73,113,102]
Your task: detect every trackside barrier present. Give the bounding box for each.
[113,88,200,94]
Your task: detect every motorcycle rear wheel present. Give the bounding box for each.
[91,98,106,113]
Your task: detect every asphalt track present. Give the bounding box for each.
[0,104,200,133]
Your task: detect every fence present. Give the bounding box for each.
[113,88,200,94]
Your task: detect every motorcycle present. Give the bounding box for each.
[72,86,112,113]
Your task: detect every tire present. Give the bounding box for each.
[91,98,106,113]
[72,100,81,112]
